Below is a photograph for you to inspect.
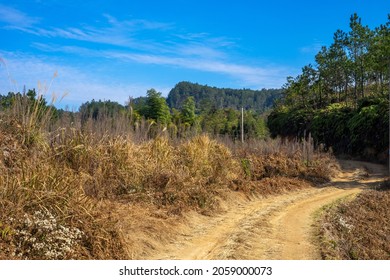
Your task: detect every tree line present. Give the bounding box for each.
[167,81,282,113]
[268,14,389,161]
[1,82,279,141]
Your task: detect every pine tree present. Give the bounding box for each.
[180,96,196,125]
[145,89,171,125]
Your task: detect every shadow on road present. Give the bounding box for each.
[324,159,388,190]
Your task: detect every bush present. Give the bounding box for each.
[267,106,313,138]
[311,103,354,153]
[348,98,388,157]
[269,97,388,160]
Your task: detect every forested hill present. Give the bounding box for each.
[166,81,283,113]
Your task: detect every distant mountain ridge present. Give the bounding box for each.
[166,81,283,113]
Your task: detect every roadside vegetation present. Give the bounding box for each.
[0,92,336,259]
[268,14,389,162]
[318,181,390,259]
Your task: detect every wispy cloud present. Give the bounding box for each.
[30,42,289,88]
[0,6,239,62]
[4,8,173,50]
[107,51,287,86]
[0,4,289,97]
[0,4,39,28]
[102,14,172,31]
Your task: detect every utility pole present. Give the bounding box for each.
[241,107,244,143]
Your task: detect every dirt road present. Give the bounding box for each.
[149,160,387,260]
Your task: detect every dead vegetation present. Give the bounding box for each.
[318,180,390,260]
[0,94,339,259]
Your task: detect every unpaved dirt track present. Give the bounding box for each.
[149,160,387,260]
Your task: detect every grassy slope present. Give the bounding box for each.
[318,182,390,260]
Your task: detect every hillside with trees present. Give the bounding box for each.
[73,82,277,140]
[167,81,282,113]
[268,14,389,161]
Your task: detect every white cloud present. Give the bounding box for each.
[3,8,172,50]
[0,4,39,28]
[104,51,289,88]
[0,5,233,61]
[29,42,289,89]
[0,4,289,98]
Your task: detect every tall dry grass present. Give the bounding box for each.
[0,96,126,259]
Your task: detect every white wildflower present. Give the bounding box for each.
[338,216,354,231]
[10,209,85,259]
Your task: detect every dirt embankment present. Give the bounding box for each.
[125,160,387,260]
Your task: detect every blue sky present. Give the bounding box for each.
[0,0,388,109]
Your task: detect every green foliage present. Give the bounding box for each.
[200,108,231,136]
[348,98,388,156]
[180,96,196,125]
[242,110,269,139]
[167,81,282,113]
[131,96,148,116]
[311,104,354,153]
[269,97,388,159]
[144,89,171,125]
[79,99,127,121]
[198,107,267,140]
[268,14,389,160]
[267,106,313,139]
[240,158,252,178]
[277,13,389,110]
[0,221,13,240]
[0,89,39,109]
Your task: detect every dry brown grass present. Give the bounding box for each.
[0,97,128,259]
[0,121,240,259]
[230,137,338,196]
[318,181,390,260]
[0,121,127,259]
